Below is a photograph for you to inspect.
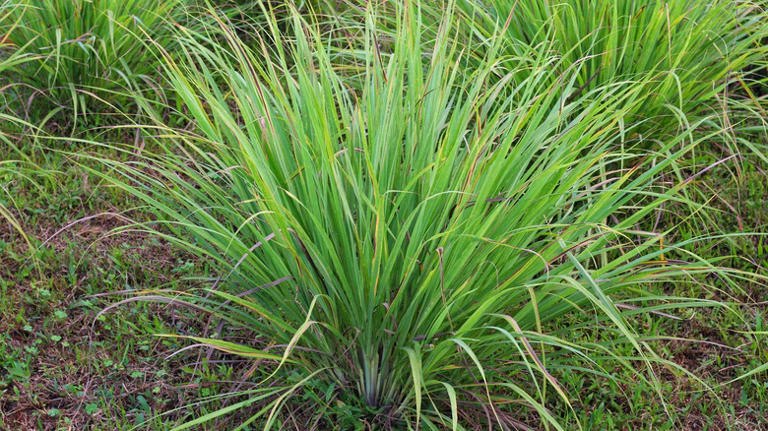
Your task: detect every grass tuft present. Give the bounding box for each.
[77,3,767,428]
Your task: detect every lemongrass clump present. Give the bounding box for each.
[0,0,183,114]
[456,0,767,132]
[88,3,749,429]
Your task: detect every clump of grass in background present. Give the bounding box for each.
[1,17,36,261]
[83,3,763,428]
[0,0,32,116]
[0,0,184,117]
[744,1,768,99]
[457,0,767,133]
[0,1,30,74]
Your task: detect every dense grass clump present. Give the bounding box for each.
[0,0,183,114]
[0,1,28,73]
[457,0,767,131]
[82,5,760,429]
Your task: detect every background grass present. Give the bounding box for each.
[0,0,188,121]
